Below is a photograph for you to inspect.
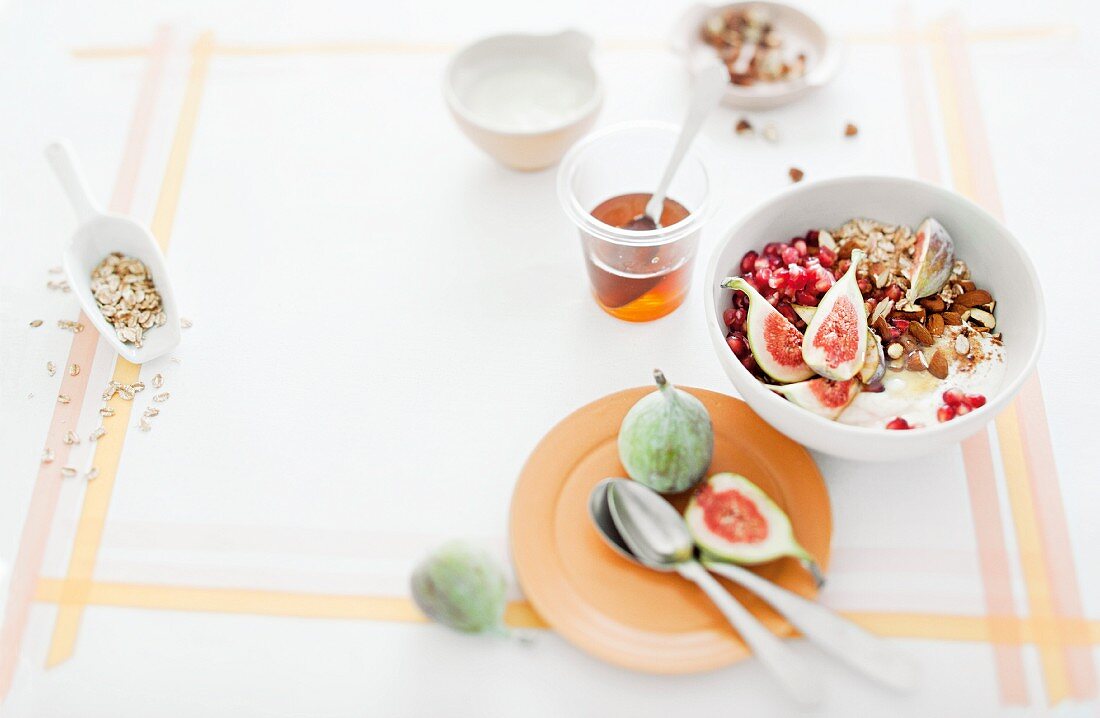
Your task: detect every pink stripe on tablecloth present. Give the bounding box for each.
[0,26,172,702]
[941,16,1095,702]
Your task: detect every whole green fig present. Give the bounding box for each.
[617,369,714,494]
[410,541,507,635]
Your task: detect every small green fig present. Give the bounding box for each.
[617,369,714,494]
[410,541,507,635]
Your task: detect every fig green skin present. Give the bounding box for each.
[410,541,507,635]
[618,370,714,494]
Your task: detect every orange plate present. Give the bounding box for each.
[509,386,831,674]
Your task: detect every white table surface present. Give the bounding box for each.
[0,0,1098,715]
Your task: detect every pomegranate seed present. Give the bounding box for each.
[885,284,904,302]
[965,393,987,408]
[955,404,972,416]
[768,255,782,268]
[733,290,749,309]
[722,308,736,327]
[777,302,798,323]
[937,404,956,423]
[766,292,779,305]
[787,265,808,290]
[857,278,872,296]
[733,307,747,326]
[754,257,770,272]
[795,290,818,306]
[891,319,910,333]
[742,271,755,288]
[885,417,911,430]
[835,259,851,276]
[741,355,758,372]
[817,247,836,268]
[781,246,800,265]
[942,388,965,406]
[726,332,750,359]
[793,239,808,256]
[764,242,784,257]
[806,229,820,244]
[755,267,771,286]
[740,251,759,275]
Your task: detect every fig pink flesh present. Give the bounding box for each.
[809,377,859,408]
[811,295,861,369]
[763,313,807,368]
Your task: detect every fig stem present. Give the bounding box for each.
[653,369,668,390]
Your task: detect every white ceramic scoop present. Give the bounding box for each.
[46,140,181,363]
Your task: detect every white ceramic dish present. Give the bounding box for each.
[704,176,1045,460]
[670,1,841,111]
[46,141,181,363]
[444,30,602,171]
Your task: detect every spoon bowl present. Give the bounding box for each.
[47,140,181,364]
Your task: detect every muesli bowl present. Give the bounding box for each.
[704,176,1045,461]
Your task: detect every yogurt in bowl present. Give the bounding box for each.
[444,30,602,171]
[704,176,1044,461]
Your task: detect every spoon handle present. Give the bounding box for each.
[677,560,823,706]
[643,62,727,224]
[45,140,102,224]
[704,560,919,691]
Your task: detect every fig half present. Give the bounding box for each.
[722,277,814,384]
[768,376,860,419]
[906,217,955,301]
[686,473,821,576]
[801,249,868,381]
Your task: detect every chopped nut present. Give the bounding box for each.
[958,280,976,292]
[954,289,993,308]
[886,342,904,359]
[955,333,971,355]
[844,122,859,137]
[919,296,946,313]
[928,349,949,379]
[928,313,945,336]
[762,124,779,142]
[735,118,753,135]
[942,311,963,326]
[788,167,804,183]
[29,319,43,327]
[909,322,934,346]
[967,308,996,330]
[906,350,929,372]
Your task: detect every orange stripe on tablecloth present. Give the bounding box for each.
[44,31,214,669]
[904,5,1028,704]
[937,14,1095,703]
[0,26,172,702]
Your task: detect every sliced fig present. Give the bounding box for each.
[722,277,814,384]
[801,249,868,381]
[686,473,822,579]
[768,376,860,419]
[906,218,955,301]
[791,303,817,324]
[859,329,885,384]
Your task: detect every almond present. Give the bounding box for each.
[919,296,946,313]
[893,308,926,321]
[967,308,996,330]
[873,316,891,336]
[928,313,945,336]
[928,349,949,379]
[942,311,963,326]
[954,290,993,308]
[906,350,929,372]
[908,322,934,346]
[959,280,976,292]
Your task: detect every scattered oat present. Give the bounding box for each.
[57,394,70,404]
[143,407,160,418]
[63,430,80,445]
[180,317,193,329]
[29,319,43,328]
[69,363,80,377]
[139,416,152,432]
[99,405,115,417]
[735,118,753,135]
[90,253,165,347]
[119,387,135,401]
[48,266,63,274]
[844,122,859,137]
[47,279,71,292]
[90,426,107,442]
[152,373,164,388]
[27,393,34,399]
[60,466,78,478]
[169,357,181,365]
[788,167,804,183]
[102,381,121,401]
[761,124,779,142]
[47,361,56,377]
[86,467,99,481]
[129,381,145,393]
[57,319,84,333]
[41,448,55,464]
[153,392,170,403]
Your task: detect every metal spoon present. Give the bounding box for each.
[628,62,727,230]
[604,479,823,705]
[590,480,919,692]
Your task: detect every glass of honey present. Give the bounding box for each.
[557,122,711,322]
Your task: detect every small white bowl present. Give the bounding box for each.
[704,176,1045,461]
[670,1,841,111]
[444,30,603,171]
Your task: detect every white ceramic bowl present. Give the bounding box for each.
[670,1,841,111]
[444,30,602,171]
[704,176,1045,460]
